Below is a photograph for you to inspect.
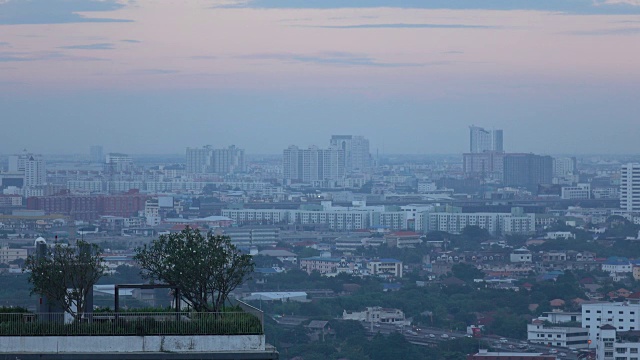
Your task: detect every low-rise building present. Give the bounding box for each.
[300,256,346,275]
[0,246,28,264]
[342,306,407,325]
[367,258,403,278]
[510,248,532,263]
[527,320,589,349]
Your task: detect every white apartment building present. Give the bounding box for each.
[290,210,369,231]
[582,300,640,343]
[553,157,577,178]
[527,321,589,349]
[545,231,576,240]
[417,181,437,193]
[329,135,371,172]
[510,248,532,263]
[105,153,134,172]
[596,325,640,360]
[621,163,640,212]
[561,183,591,200]
[367,258,403,278]
[283,145,345,183]
[0,246,28,264]
[8,152,46,187]
[222,209,289,225]
[469,126,503,153]
[67,180,104,193]
[343,307,407,324]
[370,211,407,230]
[144,199,160,226]
[186,146,245,174]
[24,154,46,187]
[424,208,535,236]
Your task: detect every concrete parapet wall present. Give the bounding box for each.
[0,334,265,353]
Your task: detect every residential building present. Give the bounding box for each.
[105,153,134,173]
[384,231,421,248]
[561,183,591,200]
[0,246,28,264]
[553,157,577,178]
[595,324,640,360]
[527,320,589,348]
[282,145,345,184]
[463,151,505,181]
[582,298,640,343]
[90,145,103,163]
[300,256,346,274]
[503,153,553,190]
[469,126,503,153]
[621,163,640,212]
[367,258,403,277]
[8,152,46,188]
[26,190,149,221]
[186,145,245,174]
[510,248,532,263]
[223,227,280,247]
[186,146,212,174]
[144,198,160,226]
[424,206,535,236]
[329,135,371,172]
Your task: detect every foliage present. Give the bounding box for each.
[451,263,484,282]
[0,312,262,336]
[24,240,106,321]
[134,227,254,312]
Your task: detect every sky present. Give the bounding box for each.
[1,0,640,155]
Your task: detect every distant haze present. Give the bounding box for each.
[1,0,639,155]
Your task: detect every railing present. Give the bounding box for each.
[0,311,263,336]
[233,299,265,334]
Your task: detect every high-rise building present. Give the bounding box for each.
[329,135,371,172]
[105,153,134,173]
[186,146,212,174]
[90,145,104,163]
[553,157,577,178]
[186,145,245,174]
[469,126,503,153]
[463,152,505,180]
[282,145,345,183]
[620,163,640,212]
[8,152,45,187]
[24,154,46,187]
[503,153,553,190]
[212,145,245,174]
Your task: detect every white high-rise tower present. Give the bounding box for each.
[329,135,371,172]
[621,163,640,212]
[469,126,503,153]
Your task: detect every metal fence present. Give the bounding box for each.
[0,311,263,336]
[233,299,265,334]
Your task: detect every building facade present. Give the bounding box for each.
[469,126,503,153]
[621,163,640,212]
[329,135,371,172]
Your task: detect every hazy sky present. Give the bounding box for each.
[1,0,639,155]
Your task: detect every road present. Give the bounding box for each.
[364,323,589,359]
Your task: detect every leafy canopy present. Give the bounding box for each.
[134,227,254,312]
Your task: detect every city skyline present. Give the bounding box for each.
[1,0,640,155]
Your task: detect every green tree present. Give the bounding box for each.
[134,227,254,312]
[24,240,106,321]
[451,263,484,283]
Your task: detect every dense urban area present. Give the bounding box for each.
[2,127,640,360]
